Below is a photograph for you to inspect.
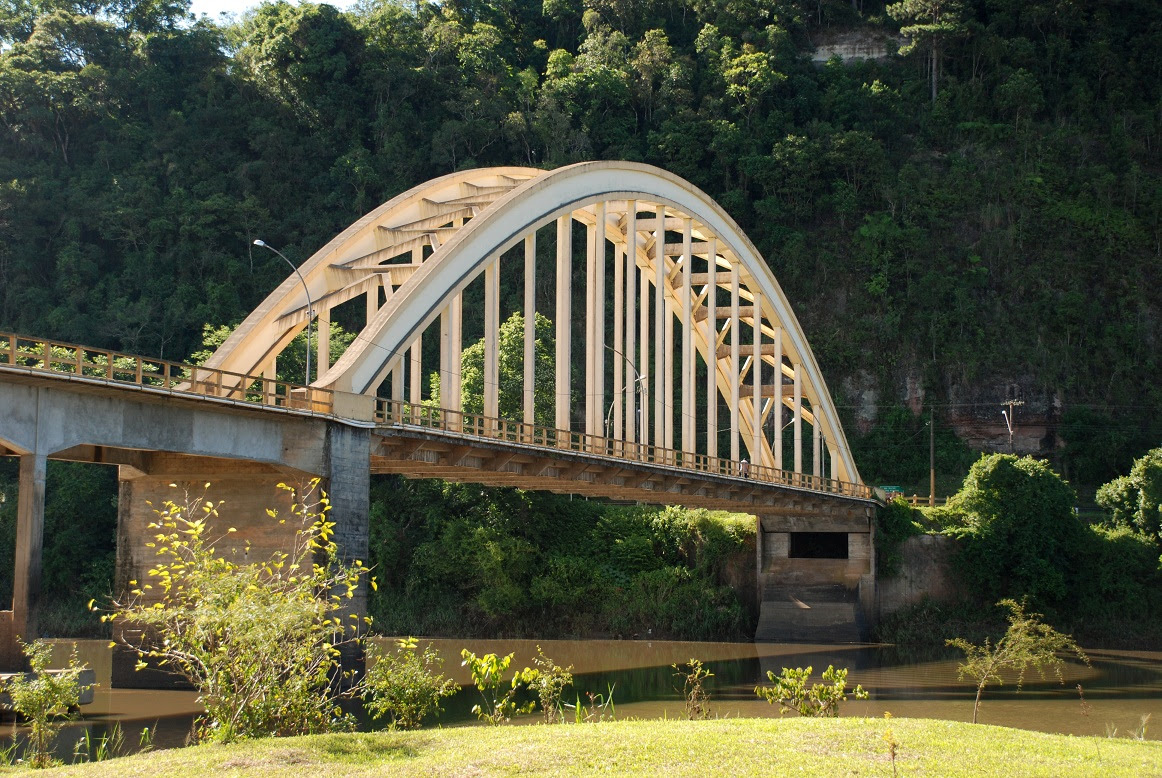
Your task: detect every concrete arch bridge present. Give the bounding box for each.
[0,163,878,664]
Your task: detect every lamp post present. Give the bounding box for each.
[253,239,313,386]
[604,344,648,443]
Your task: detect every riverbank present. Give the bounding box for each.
[42,717,1162,776]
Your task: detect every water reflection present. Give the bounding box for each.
[5,637,1157,759]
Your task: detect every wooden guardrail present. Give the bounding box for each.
[374,398,873,500]
[0,332,333,414]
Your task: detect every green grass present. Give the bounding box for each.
[39,717,1161,777]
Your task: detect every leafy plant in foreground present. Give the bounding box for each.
[460,650,536,725]
[105,481,371,743]
[5,640,90,768]
[672,658,713,720]
[947,598,1087,724]
[363,638,459,729]
[528,646,573,724]
[755,665,867,717]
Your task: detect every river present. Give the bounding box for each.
[9,637,1161,757]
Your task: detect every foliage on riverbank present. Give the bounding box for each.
[38,718,1162,777]
[368,476,755,641]
[875,453,1162,648]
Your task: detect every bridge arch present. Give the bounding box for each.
[208,161,863,486]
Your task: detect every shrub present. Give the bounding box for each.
[672,658,713,720]
[947,599,1087,724]
[460,650,535,724]
[755,665,867,717]
[106,481,370,743]
[363,638,458,729]
[528,646,573,724]
[5,640,90,769]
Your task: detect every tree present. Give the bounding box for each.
[105,481,370,743]
[887,0,968,103]
[946,455,1085,613]
[363,637,459,729]
[1096,448,1162,541]
[430,311,557,427]
[947,599,1087,724]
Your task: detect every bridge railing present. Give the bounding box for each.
[374,398,872,499]
[1,332,333,414]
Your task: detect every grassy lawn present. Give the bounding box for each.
[40,717,1161,777]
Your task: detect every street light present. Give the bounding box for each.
[604,344,648,443]
[253,239,313,386]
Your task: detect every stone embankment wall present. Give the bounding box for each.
[874,534,960,620]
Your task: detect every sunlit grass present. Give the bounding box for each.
[41,717,1161,777]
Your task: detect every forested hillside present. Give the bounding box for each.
[1,0,1159,491]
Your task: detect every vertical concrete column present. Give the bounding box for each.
[664,297,675,455]
[729,262,740,462]
[409,335,422,405]
[774,327,783,471]
[325,423,371,626]
[829,444,839,481]
[639,237,651,449]
[584,220,596,436]
[316,307,331,378]
[705,238,717,460]
[483,256,500,426]
[523,233,536,428]
[594,202,606,445]
[653,205,666,451]
[793,364,803,474]
[813,411,822,478]
[365,276,380,324]
[449,294,463,425]
[555,214,572,434]
[681,218,694,455]
[440,306,452,412]
[624,202,637,445]
[751,289,762,463]
[12,453,46,642]
[612,240,624,442]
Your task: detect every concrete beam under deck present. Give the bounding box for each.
[371,426,876,515]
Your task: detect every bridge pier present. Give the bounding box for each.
[112,424,371,688]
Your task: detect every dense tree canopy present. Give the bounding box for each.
[0,0,1159,489]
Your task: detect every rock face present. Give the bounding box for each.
[810,30,905,65]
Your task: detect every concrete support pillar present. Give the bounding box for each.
[624,202,637,445]
[705,238,717,460]
[593,202,605,444]
[751,289,762,462]
[316,308,331,380]
[365,276,380,324]
[12,453,46,643]
[555,214,572,433]
[440,306,453,411]
[813,411,822,478]
[409,335,422,405]
[639,240,651,448]
[729,263,740,462]
[664,297,674,455]
[585,222,596,436]
[483,256,500,425]
[523,233,536,427]
[793,364,803,474]
[681,218,694,455]
[449,294,463,424]
[653,205,665,451]
[773,327,783,471]
[612,241,624,442]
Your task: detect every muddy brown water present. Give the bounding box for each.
[9,637,1161,758]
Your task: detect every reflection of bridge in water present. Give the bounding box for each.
[0,162,879,670]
